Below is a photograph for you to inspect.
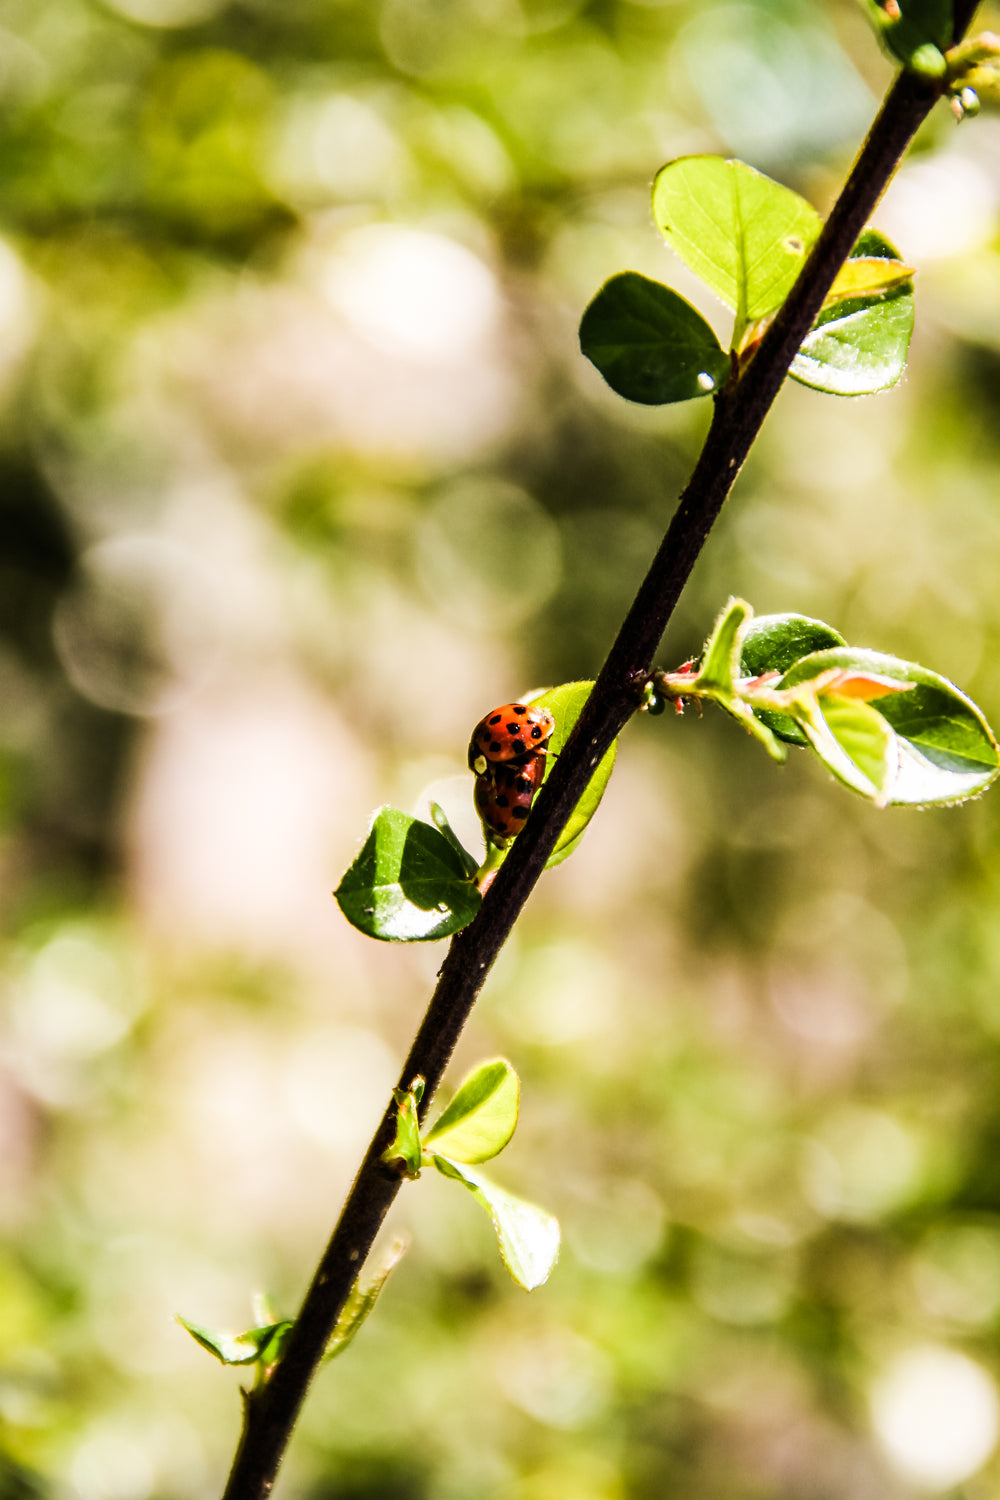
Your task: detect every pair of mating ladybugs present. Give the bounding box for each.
[468,702,556,842]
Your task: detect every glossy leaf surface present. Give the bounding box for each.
[423,1058,519,1165]
[652,156,821,337]
[579,272,730,404]
[790,229,914,397]
[335,807,481,942]
[529,682,617,868]
[433,1156,560,1291]
[780,649,1000,806]
[741,613,847,745]
[324,1240,407,1363]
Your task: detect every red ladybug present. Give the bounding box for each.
[474,755,547,840]
[468,702,555,777]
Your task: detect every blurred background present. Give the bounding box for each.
[3,0,1000,1495]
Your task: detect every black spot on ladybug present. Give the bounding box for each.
[489,714,502,725]
[511,806,530,820]
[507,737,524,752]
[514,705,527,715]
[505,722,521,734]
[489,741,502,753]
[516,776,531,791]
[530,726,543,739]
[495,795,509,808]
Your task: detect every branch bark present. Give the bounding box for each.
[221,18,978,1497]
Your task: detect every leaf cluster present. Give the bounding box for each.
[580,159,915,405]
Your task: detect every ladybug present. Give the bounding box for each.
[468,702,556,777]
[474,755,547,841]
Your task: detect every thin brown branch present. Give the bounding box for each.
[220,21,979,1498]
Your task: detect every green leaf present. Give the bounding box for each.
[579,272,731,405]
[651,156,821,343]
[797,692,899,804]
[696,597,751,695]
[740,613,848,745]
[423,1059,520,1165]
[335,807,481,942]
[791,228,914,397]
[528,682,616,868]
[780,649,1000,806]
[860,0,951,74]
[382,1079,424,1178]
[433,1157,560,1291]
[177,1315,292,1367]
[325,1239,407,1363]
[823,255,915,306]
[428,801,479,879]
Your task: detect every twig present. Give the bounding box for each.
[220,15,977,1496]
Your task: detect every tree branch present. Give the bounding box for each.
[220,27,977,1500]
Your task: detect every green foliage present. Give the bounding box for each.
[578,273,730,404]
[422,1058,520,1164]
[652,156,823,347]
[177,1315,293,1372]
[324,1241,409,1364]
[382,1078,426,1179]
[778,649,1000,805]
[431,1157,560,1292]
[791,230,915,396]
[583,161,914,406]
[378,1059,560,1291]
[530,682,618,868]
[656,600,999,807]
[334,808,481,942]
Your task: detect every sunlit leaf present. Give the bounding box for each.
[652,156,821,340]
[579,272,731,404]
[696,597,751,695]
[335,807,481,942]
[823,255,915,306]
[177,1316,292,1367]
[382,1079,425,1179]
[528,682,616,868]
[780,648,1000,805]
[423,1059,519,1164]
[798,692,899,803]
[433,1157,560,1291]
[741,613,848,744]
[324,1239,408,1363]
[791,228,914,396]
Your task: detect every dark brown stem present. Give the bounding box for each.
[221,22,978,1498]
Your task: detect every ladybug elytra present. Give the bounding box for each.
[474,755,548,840]
[467,702,556,777]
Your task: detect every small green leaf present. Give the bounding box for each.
[423,1059,520,1164]
[335,807,481,942]
[177,1315,291,1367]
[325,1239,407,1363]
[740,613,848,745]
[780,649,1000,806]
[797,692,899,803]
[433,1157,560,1291]
[579,272,731,404]
[823,255,915,306]
[428,801,479,879]
[528,683,616,868]
[382,1080,424,1178]
[791,229,914,397]
[652,156,821,344]
[696,597,752,695]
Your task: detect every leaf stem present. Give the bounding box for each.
[219,15,979,1498]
